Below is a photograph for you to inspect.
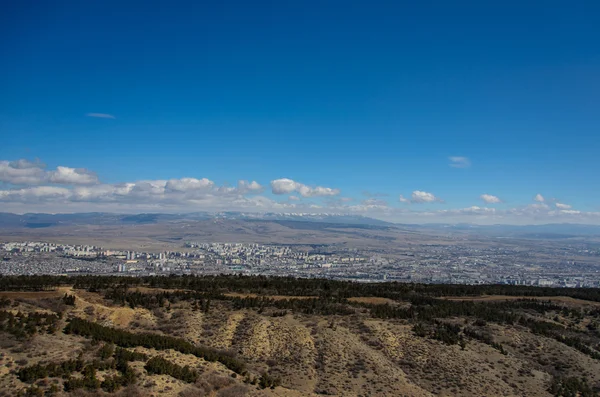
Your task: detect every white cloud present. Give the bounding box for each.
[449,156,471,168]
[557,209,580,215]
[25,186,72,198]
[0,160,47,185]
[9,159,45,169]
[534,194,545,202]
[305,186,339,197]
[347,201,390,212]
[3,182,600,225]
[270,178,339,197]
[0,186,72,201]
[165,178,214,192]
[237,180,263,193]
[48,166,99,185]
[72,184,118,201]
[130,180,167,196]
[270,178,297,194]
[1,160,98,186]
[411,190,441,203]
[436,206,497,216]
[362,198,388,207]
[86,113,115,119]
[480,194,501,204]
[3,158,600,225]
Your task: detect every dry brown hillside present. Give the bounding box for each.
[1,278,600,396]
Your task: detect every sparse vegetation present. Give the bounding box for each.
[2,275,600,396]
[64,317,245,373]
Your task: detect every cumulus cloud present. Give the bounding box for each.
[399,195,410,203]
[71,184,118,201]
[0,159,272,212]
[2,158,600,225]
[0,160,47,185]
[165,178,214,192]
[270,178,339,197]
[0,186,72,202]
[480,194,501,204]
[449,156,471,168]
[270,178,297,194]
[2,182,600,225]
[237,180,263,193]
[86,113,115,119]
[534,194,545,202]
[9,159,45,169]
[1,160,97,185]
[130,180,167,196]
[48,166,99,185]
[410,190,442,204]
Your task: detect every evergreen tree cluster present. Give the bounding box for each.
[61,293,76,306]
[114,346,148,362]
[17,343,145,393]
[63,364,101,391]
[431,322,464,346]
[549,376,598,397]
[97,342,115,360]
[375,299,600,361]
[144,356,198,383]
[3,274,600,302]
[0,310,59,339]
[518,317,600,361]
[17,359,85,383]
[0,296,11,308]
[463,327,506,354]
[103,287,355,316]
[411,322,465,346]
[367,298,553,322]
[64,317,245,373]
[228,295,355,315]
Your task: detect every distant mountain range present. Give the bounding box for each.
[429,223,600,237]
[0,212,396,229]
[1,212,600,237]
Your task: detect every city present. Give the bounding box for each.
[2,239,599,287]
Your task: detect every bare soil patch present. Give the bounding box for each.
[0,286,72,299]
[347,296,398,305]
[0,291,63,299]
[224,293,317,301]
[441,295,600,306]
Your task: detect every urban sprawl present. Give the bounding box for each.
[1,241,599,287]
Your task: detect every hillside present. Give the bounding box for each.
[1,276,599,396]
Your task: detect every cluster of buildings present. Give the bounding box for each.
[1,240,599,287]
[186,242,368,272]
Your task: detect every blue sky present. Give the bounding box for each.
[1,1,599,223]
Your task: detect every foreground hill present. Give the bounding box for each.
[1,276,599,396]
